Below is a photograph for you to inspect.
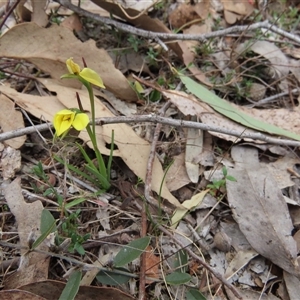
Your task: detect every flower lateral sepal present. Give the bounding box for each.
[53,109,89,137]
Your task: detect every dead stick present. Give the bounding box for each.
[55,0,300,44]
[139,102,172,300]
[2,115,300,147]
[0,0,22,31]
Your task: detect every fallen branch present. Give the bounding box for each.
[1,115,300,146]
[55,0,300,44]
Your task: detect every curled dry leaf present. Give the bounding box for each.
[166,152,191,192]
[185,117,202,183]
[213,231,232,252]
[223,0,254,24]
[168,3,200,28]
[36,173,57,192]
[1,147,22,180]
[145,246,160,284]
[31,0,48,27]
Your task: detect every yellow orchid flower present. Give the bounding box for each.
[53,109,89,137]
[62,58,105,89]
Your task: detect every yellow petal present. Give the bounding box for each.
[53,109,75,136]
[72,113,90,131]
[80,68,105,88]
[66,58,81,75]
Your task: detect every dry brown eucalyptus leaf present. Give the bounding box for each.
[226,146,300,277]
[0,23,137,102]
[166,152,191,192]
[0,93,25,149]
[19,280,135,300]
[31,0,48,27]
[0,290,47,300]
[4,178,49,289]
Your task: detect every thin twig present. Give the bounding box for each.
[139,102,172,300]
[155,37,168,51]
[138,210,147,300]
[249,88,299,107]
[0,0,21,31]
[55,0,300,44]
[0,68,42,80]
[2,115,300,146]
[0,122,53,142]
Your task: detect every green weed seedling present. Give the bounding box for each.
[31,162,62,203]
[127,34,142,52]
[207,166,236,198]
[147,47,159,67]
[59,209,90,255]
[31,162,90,255]
[32,161,49,183]
[154,0,164,10]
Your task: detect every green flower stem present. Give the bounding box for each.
[82,81,110,189]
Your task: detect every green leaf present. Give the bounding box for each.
[43,188,54,197]
[65,198,86,209]
[186,289,207,300]
[58,270,81,300]
[180,75,300,141]
[74,243,85,255]
[85,164,109,186]
[96,268,131,286]
[149,89,162,102]
[40,209,56,234]
[54,156,99,186]
[165,272,191,285]
[174,249,188,273]
[114,236,151,267]
[222,166,227,177]
[226,175,237,182]
[31,210,56,250]
[76,143,98,172]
